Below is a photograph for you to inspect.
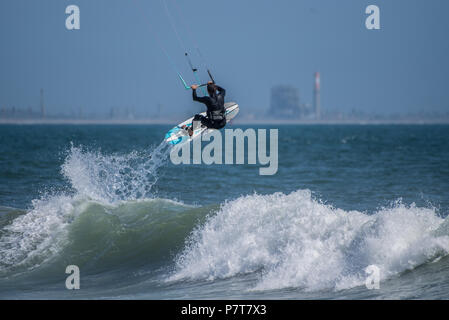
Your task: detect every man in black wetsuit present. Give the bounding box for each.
[187,81,226,136]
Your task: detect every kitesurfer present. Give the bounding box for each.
[187,81,226,136]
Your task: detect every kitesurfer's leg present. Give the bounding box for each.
[188,114,208,136]
[210,118,227,130]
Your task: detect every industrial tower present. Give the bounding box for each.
[313,72,321,120]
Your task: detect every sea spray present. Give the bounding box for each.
[0,141,173,274]
[62,142,172,202]
[170,190,449,292]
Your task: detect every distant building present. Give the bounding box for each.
[269,85,301,119]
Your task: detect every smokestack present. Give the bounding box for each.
[313,72,321,120]
[40,88,45,118]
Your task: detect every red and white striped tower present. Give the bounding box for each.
[313,72,321,120]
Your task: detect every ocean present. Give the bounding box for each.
[0,124,449,299]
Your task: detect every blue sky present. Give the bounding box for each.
[0,0,448,117]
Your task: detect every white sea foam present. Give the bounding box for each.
[0,194,75,271]
[171,190,449,292]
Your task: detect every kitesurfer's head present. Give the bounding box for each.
[207,83,216,96]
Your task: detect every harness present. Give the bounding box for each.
[207,96,225,122]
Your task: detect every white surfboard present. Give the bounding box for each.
[165,102,239,145]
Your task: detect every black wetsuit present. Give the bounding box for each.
[192,85,226,129]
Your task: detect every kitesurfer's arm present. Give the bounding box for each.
[215,85,226,98]
[191,84,208,103]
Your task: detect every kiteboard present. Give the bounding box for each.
[165,102,239,145]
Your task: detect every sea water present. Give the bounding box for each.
[0,124,448,299]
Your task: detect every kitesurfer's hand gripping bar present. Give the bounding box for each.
[180,79,215,90]
[178,71,215,90]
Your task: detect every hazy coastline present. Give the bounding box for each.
[1,118,449,125]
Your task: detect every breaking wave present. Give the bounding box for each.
[0,142,177,276]
[170,190,449,292]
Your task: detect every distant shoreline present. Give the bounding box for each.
[1,118,449,125]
